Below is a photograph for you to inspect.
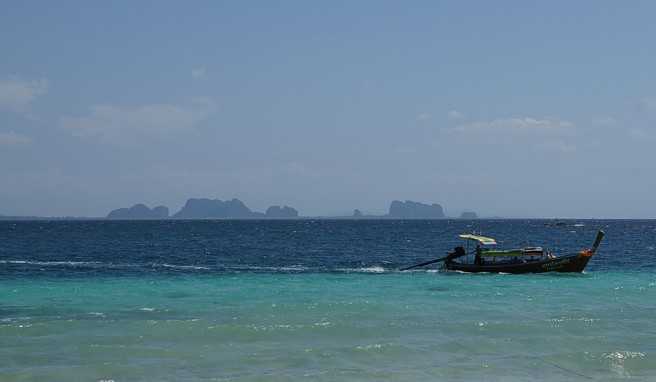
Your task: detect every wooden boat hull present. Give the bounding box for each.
[444,251,593,274]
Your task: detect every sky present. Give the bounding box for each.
[1,1,656,218]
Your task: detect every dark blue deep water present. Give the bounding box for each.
[2,219,655,277]
[2,220,656,381]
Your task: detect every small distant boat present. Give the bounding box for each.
[544,220,568,227]
[401,230,604,274]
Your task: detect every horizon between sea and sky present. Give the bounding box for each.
[2,2,656,218]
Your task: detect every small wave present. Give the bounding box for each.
[228,265,309,272]
[1,260,530,275]
[452,270,482,274]
[156,264,210,270]
[603,351,646,360]
[341,266,386,273]
[360,266,386,273]
[0,259,210,271]
[0,260,103,266]
[0,316,31,323]
[355,343,394,352]
[220,264,393,274]
[1,260,392,275]
[603,351,646,377]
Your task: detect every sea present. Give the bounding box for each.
[1,219,655,381]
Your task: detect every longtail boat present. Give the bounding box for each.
[401,230,604,274]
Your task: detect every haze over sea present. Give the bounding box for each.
[2,219,656,381]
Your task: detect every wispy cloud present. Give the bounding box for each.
[416,113,431,121]
[60,97,216,142]
[394,146,418,154]
[0,77,48,112]
[447,109,465,120]
[537,140,577,153]
[453,117,574,134]
[0,131,31,146]
[192,67,207,79]
[447,116,577,150]
[638,97,656,114]
[591,116,617,127]
[629,128,648,139]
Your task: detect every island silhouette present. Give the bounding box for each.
[1,199,479,220]
[102,199,476,220]
[107,198,299,219]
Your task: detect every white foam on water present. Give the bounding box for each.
[157,263,210,270]
[231,265,309,272]
[313,321,332,327]
[276,265,309,271]
[358,266,386,273]
[1,259,212,271]
[603,351,646,377]
[0,260,103,266]
[355,343,386,351]
[1,316,31,323]
[336,266,387,273]
[603,351,645,360]
[357,344,383,350]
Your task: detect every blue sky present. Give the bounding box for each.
[1,1,655,217]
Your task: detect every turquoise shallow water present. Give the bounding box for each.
[2,220,656,381]
[2,272,656,381]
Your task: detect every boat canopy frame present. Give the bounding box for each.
[458,234,497,246]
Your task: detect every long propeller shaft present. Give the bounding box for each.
[399,255,451,271]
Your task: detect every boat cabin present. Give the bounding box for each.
[458,234,553,265]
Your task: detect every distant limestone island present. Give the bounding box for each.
[459,211,478,219]
[104,198,477,220]
[388,200,445,218]
[106,198,298,220]
[352,200,477,219]
[106,204,169,219]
